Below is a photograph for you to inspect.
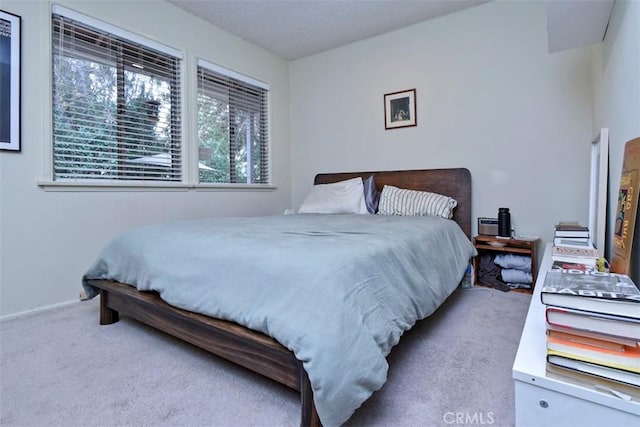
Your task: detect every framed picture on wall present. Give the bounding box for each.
[0,10,21,152]
[384,89,416,130]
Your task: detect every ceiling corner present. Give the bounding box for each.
[547,0,615,53]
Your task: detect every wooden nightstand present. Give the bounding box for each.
[473,235,539,293]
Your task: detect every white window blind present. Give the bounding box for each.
[197,60,269,184]
[51,10,182,182]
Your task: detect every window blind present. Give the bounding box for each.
[196,60,269,184]
[51,12,182,182]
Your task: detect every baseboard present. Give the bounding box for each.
[0,299,82,322]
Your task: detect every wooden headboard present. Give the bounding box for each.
[314,168,472,238]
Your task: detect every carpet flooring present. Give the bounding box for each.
[0,287,530,427]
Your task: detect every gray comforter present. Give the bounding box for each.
[83,213,476,426]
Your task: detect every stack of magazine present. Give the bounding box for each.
[552,222,599,270]
[541,268,640,400]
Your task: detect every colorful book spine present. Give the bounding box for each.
[547,334,640,374]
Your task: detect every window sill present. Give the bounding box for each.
[37,181,277,192]
[195,183,276,191]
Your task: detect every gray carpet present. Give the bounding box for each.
[0,287,530,427]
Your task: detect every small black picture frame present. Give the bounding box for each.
[0,10,21,152]
[384,89,416,130]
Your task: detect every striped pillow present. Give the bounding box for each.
[377,185,457,219]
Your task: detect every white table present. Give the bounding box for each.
[512,244,640,426]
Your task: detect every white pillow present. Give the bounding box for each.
[377,185,457,219]
[298,177,368,214]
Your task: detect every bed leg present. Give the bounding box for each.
[99,290,119,325]
[299,366,321,427]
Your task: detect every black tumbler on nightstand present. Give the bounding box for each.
[498,208,511,237]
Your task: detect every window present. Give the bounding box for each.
[197,60,269,184]
[51,7,182,182]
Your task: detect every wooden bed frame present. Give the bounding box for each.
[86,168,471,426]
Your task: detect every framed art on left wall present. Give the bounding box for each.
[0,10,21,152]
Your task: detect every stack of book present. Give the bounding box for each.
[552,222,599,270]
[541,269,640,398]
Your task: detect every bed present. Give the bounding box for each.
[82,168,474,426]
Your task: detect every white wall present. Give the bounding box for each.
[290,1,594,246]
[595,0,640,282]
[0,0,291,316]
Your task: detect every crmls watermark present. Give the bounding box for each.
[443,411,495,425]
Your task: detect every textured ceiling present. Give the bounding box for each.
[166,0,489,60]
